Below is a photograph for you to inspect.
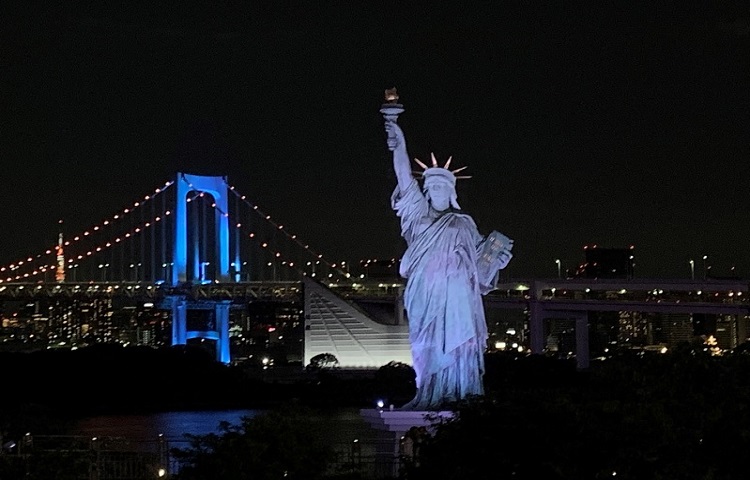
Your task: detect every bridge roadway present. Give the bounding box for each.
[0,281,303,302]
[1,278,748,314]
[330,277,750,312]
[487,277,750,314]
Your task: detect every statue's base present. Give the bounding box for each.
[359,408,454,478]
[360,408,453,433]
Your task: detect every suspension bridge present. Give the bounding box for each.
[0,172,353,286]
[0,172,367,364]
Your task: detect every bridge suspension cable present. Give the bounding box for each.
[0,180,175,283]
[1,175,353,284]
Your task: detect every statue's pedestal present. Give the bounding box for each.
[360,408,453,478]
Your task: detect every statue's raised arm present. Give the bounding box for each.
[384,121,414,192]
[381,88,414,193]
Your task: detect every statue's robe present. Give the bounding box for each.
[392,179,488,410]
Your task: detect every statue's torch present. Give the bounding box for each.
[380,88,404,151]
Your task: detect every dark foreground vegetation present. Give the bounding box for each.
[0,343,416,439]
[3,341,750,479]
[411,344,750,480]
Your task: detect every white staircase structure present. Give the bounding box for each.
[303,277,412,368]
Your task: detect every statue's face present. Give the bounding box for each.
[425,180,454,211]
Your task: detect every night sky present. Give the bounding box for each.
[2,3,748,279]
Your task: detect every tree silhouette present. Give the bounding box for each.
[306,353,340,371]
[171,401,335,480]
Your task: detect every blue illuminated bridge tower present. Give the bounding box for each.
[172,173,232,285]
[166,173,233,363]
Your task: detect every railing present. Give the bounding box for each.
[0,435,406,480]
[0,434,170,480]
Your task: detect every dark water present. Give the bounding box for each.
[70,407,378,450]
[68,408,401,478]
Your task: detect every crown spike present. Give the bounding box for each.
[414,158,429,170]
[443,156,453,169]
[455,175,472,179]
[451,166,468,174]
[430,152,438,167]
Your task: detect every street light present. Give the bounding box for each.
[69,263,79,282]
[162,262,174,283]
[689,259,694,280]
[555,259,561,279]
[98,263,110,282]
[702,255,708,280]
[129,263,142,282]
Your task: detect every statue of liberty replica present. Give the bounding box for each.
[381,89,514,410]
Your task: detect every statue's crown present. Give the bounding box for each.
[414,153,471,184]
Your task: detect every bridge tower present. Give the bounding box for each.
[167,296,232,364]
[172,172,231,285]
[169,172,233,364]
